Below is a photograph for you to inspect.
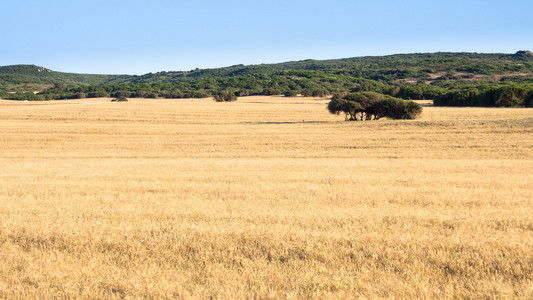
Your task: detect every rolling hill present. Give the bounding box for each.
[0,65,133,92]
[1,51,533,106]
[90,51,533,84]
[2,51,533,89]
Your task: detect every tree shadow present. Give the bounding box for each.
[240,120,335,125]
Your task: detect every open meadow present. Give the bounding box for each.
[0,96,532,298]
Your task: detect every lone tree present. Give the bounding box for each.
[328,92,422,121]
[214,91,237,102]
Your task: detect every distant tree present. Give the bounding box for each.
[135,90,149,98]
[300,88,327,97]
[214,91,237,102]
[237,89,250,97]
[112,91,131,98]
[73,92,85,99]
[494,87,520,107]
[88,89,109,98]
[301,89,313,97]
[262,87,282,96]
[524,90,533,107]
[311,89,328,97]
[53,83,67,91]
[284,90,298,97]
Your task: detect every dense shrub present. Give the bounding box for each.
[262,87,283,96]
[434,85,533,107]
[301,88,328,97]
[4,92,46,101]
[374,98,422,119]
[311,89,328,97]
[395,84,446,100]
[525,90,533,107]
[73,92,85,99]
[214,91,237,102]
[88,89,110,98]
[434,88,481,106]
[237,89,250,97]
[111,91,132,98]
[284,90,298,97]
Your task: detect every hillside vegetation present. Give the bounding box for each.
[0,65,122,92]
[1,51,533,106]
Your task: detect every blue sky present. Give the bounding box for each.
[2,0,532,74]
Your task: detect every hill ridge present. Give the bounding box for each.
[1,51,532,95]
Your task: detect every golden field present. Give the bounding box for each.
[0,96,532,299]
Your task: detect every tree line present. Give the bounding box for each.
[1,69,532,108]
[434,85,533,107]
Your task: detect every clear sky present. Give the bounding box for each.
[2,0,532,75]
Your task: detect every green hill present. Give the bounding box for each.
[0,65,128,92]
[102,51,533,84]
[3,52,533,89]
[1,51,533,105]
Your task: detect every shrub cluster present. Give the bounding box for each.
[525,90,533,107]
[213,91,237,102]
[284,90,298,97]
[434,85,533,107]
[328,92,422,121]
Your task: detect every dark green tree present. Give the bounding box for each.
[328,92,422,121]
[214,91,237,102]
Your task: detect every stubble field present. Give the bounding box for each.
[0,96,532,298]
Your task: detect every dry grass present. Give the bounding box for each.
[0,96,532,298]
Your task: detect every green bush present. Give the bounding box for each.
[262,87,282,96]
[284,90,298,97]
[301,88,328,97]
[88,89,110,98]
[525,90,533,107]
[374,98,422,119]
[214,91,237,102]
[237,89,250,97]
[435,85,532,107]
